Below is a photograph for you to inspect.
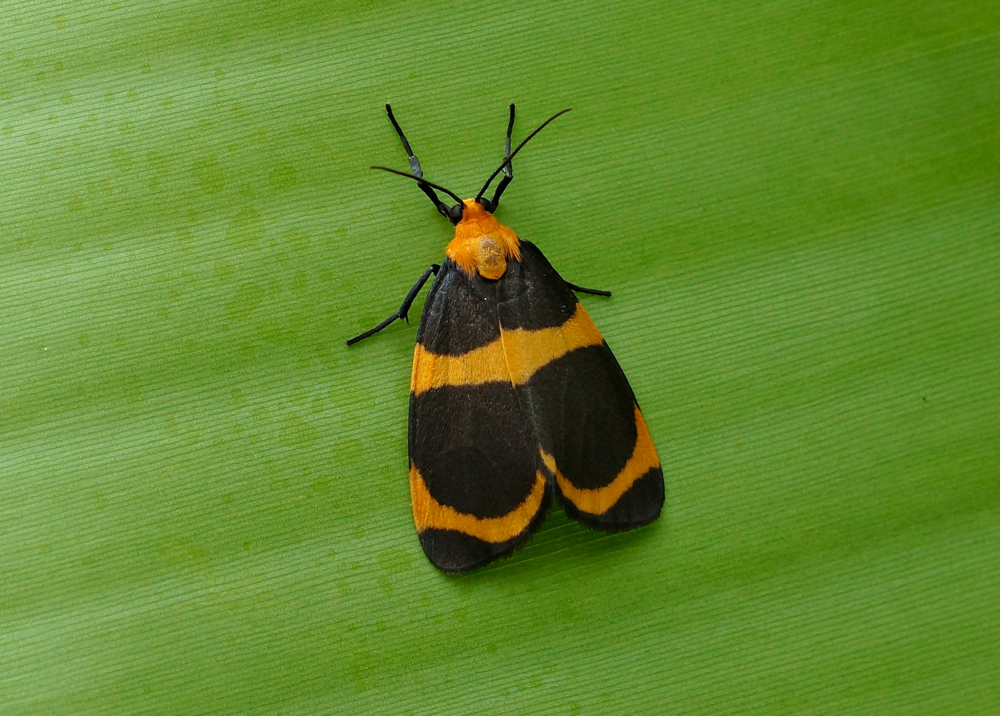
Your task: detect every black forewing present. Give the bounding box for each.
[408,259,549,572]
[498,241,664,530]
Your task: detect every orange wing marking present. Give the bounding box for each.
[411,337,507,395]
[409,464,547,543]
[499,303,604,384]
[540,405,660,516]
[411,303,604,395]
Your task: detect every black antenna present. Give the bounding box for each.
[484,104,517,211]
[371,166,466,206]
[383,104,462,222]
[477,108,571,202]
[385,104,421,175]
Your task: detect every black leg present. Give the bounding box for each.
[385,105,451,220]
[346,264,440,346]
[490,104,516,210]
[566,282,611,297]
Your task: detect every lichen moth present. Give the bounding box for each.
[348,105,663,573]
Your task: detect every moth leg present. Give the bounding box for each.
[566,282,611,297]
[346,264,440,346]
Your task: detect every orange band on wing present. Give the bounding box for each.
[409,464,547,543]
[411,303,605,395]
[411,338,508,395]
[500,303,605,384]
[541,405,660,516]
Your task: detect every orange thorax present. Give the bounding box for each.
[445,200,521,280]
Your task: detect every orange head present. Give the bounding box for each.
[446,200,521,280]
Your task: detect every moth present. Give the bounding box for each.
[348,105,663,572]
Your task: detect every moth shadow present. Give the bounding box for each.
[451,503,667,584]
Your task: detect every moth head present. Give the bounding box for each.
[446,199,520,279]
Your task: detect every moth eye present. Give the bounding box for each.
[477,197,494,213]
[448,204,464,223]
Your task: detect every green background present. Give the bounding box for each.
[3,1,998,713]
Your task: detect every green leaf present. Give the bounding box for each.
[2,1,998,713]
